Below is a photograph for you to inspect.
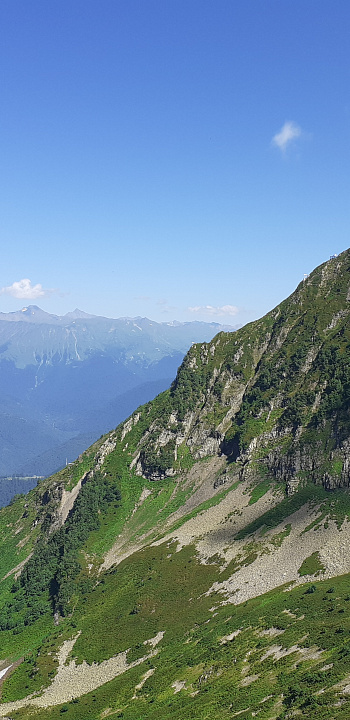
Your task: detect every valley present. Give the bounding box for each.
[0,309,233,484]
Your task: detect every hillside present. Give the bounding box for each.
[0,309,234,480]
[0,251,349,719]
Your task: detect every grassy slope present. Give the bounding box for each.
[0,467,350,720]
[0,252,350,718]
[4,552,350,720]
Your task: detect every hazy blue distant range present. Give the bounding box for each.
[0,306,235,480]
[0,476,44,509]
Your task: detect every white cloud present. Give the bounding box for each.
[0,278,47,299]
[272,121,302,152]
[156,298,177,313]
[134,295,151,302]
[188,304,239,317]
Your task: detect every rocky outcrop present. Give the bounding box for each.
[119,249,350,491]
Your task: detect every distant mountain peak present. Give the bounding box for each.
[64,308,97,320]
[0,306,60,324]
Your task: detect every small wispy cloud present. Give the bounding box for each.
[134,295,151,302]
[0,278,49,300]
[188,304,239,318]
[272,121,302,153]
[156,298,177,314]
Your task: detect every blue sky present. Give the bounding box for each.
[1,0,349,325]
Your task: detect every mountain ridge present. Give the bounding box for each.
[127,250,350,493]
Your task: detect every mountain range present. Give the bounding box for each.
[0,307,234,480]
[0,250,349,719]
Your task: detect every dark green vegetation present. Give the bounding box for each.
[0,251,350,719]
[19,471,121,619]
[298,552,325,577]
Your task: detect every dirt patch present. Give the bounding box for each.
[0,659,23,698]
[16,534,30,549]
[220,630,241,644]
[0,670,10,683]
[232,707,251,717]
[165,456,228,525]
[132,668,155,698]
[131,487,152,517]
[240,674,259,687]
[260,644,323,663]
[282,609,297,618]
[208,509,350,605]
[58,476,84,526]
[256,628,285,638]
[172,680,186,693]
[2,554,33,581]
[0,632,165,715]
[331,672,350,696]
[152,481,282,557]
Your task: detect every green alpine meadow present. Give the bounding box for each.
[1,250,350,719]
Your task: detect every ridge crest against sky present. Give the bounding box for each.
[1,1,349,325]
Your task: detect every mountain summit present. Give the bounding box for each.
[0,251,349,719]
[0,305,60,323]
